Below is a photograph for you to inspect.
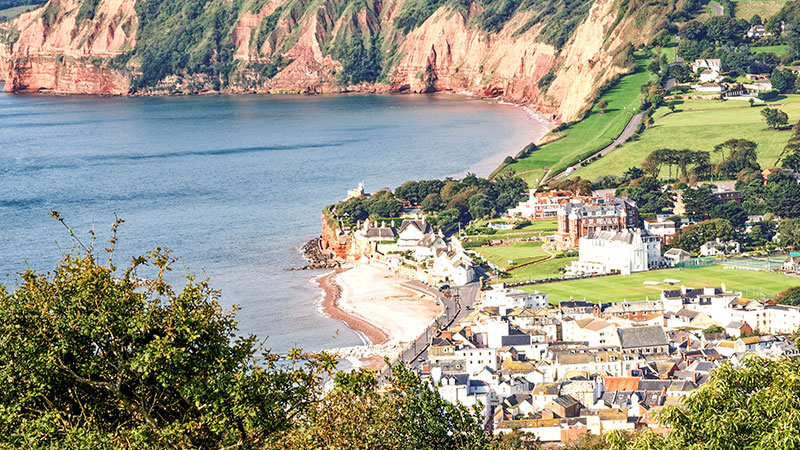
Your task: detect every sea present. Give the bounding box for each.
[0,91,548,352]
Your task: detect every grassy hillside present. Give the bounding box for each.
[498,54,654,186]
[570,96,800,181]
[733,0,789,19]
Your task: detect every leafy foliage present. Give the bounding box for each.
[670,218,734,252]
[334,36,383,85]
[279,364,498,449]
[0,214,334,449]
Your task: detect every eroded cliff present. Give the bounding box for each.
[0,0,669,121]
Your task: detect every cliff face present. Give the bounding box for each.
[1,0,135,93]
[0,0,664,121]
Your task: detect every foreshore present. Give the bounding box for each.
[314,268,390,346]
[314,263,442,367]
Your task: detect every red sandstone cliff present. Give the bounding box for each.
[0,0,663,122]
[1,0,135,94]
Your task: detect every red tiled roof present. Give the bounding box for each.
[603,376,640,392]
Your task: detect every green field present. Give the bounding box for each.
[733,0,789,20]
[500,257,577,282]
[520,265,800,303]
[499,56,654,186]
[475,241,550,269]
[570,96,800,181]
[0,3,41,20]
[751,45,790,56]
[660,37,677,64]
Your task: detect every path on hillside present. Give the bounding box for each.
[708,0,723,16]
[547,112,644,182]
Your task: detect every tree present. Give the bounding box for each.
[711,200,747,228]
[279,364,501,449]
[0,217,334,449]
[715,139,760,178]
[366,197,402,218]
[468,193,492,220]
[682,185,717,221]
[765,172,800,218]
[771,68,790,93]
[774,286,800,306]
[597,99,609,113]
[778,218,800,248]
[671,218,734,252]
[749,221,775,246]
[652,356,800,450]
[761,107,789,129]
[622,166,645,182]
[420,193,444,213]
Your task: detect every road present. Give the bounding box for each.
[392,280,482,373]
[548,112,644,182]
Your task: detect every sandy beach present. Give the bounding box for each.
[315,263,442,365]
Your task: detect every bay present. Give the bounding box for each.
[0,92,547,352]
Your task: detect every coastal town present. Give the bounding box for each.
[312,176,800,445]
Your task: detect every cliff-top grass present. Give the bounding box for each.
[733,0,790,20]
[570,95,800,181]
[500,56,654,186]
[521,265,800,304]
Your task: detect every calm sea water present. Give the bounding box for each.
[0,92,547,352]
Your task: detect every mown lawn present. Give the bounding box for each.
[520,265,800,304]
[499,56,654,186]
[465,219,558,245]
[659,36,677,64]
[571,96,800,181]
[500,257,577,282]
[475,241,550,268]
[751,45,790,56]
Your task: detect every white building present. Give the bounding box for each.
[643,218,677,243]
[482,283,549,314]
[663,248,691,266]
[692,58,721,73]
[699,69,722,83]
[569,229,662,275]
[432,250,477,286]
[699,239,740,256]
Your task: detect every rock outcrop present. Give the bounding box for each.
[0,0,665,121]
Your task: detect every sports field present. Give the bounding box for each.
[499,56,654,185]
[571,96,800,181]
[520,265,800,304]
[475,241,550,268]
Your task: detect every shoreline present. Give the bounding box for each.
[312,268,390,347]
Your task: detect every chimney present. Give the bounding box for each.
[680,285,687,295]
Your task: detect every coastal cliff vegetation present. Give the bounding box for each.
[330,172,527,234]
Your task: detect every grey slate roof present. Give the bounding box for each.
[502,335,533,347]
[618,326,669,349]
